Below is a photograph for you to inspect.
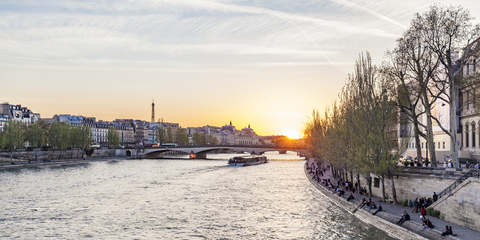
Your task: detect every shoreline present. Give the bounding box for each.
[303,162,427,240]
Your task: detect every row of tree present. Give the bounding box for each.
[155,125,220,146]
[303,4,480,203]
[0,120,123,160]
[155,126,189,146]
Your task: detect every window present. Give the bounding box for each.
[474,59,477,72]
[466,91,470,110]
[466,125,469,148]
[374,178,380,188]
[438,142,440,149]
[422,142,424,148]
[473,123,476,148]
[443,142,445,149]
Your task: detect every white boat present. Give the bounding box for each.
[228,155,268,167]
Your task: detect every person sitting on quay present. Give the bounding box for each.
[338,189,345,196]
[372,204,382,215]
[476,162,480,169]
[358,198,367,208]
[346,193,354,201]
[441,225,456,238]
[367,201,377,211]
[466,161,470,169]
[433,192,438,202]
[360,198,372,209]
[397,211,410,225]
[420,217,435,231]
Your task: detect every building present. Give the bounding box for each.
[399,37,480,164]
[0,102,40,131]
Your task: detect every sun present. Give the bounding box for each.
[283,129,299,139]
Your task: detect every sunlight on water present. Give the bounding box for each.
[1,159,393,239]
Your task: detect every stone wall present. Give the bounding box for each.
[430,178,480,232]
[353,168,467,202]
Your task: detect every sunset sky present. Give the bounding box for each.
[1,0,479,137]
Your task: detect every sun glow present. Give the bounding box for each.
[283,129,299,139]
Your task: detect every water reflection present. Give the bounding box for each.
[1,155,394,239]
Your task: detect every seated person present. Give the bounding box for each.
[358,198,366,208]
[368,201,377,210]
[427,219,434,229]
[346,193,355,201]
[397,211,410,225]
[372,204,382,215]
[441,225,451,238]
[338,189,345,196]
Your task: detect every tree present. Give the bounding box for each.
[206,134,219,145]
[156,126,167,144]
[76,125,93,159]
[175,128,189,146]
[413,5,480,167]
[0,130,5,150]
[107,126,121,156]
[192,132,204,145]
[3,119,26,161]
[49,122,71,159]
[26,121,46,160]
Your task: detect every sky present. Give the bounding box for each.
[1,0,480,137]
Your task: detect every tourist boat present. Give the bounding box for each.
[228,155,268,167]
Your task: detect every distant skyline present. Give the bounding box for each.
[1,0,480,137]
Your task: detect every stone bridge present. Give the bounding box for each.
[122,145,307,159]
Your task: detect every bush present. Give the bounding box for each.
[426,207,441,218]
[402,199,408,207]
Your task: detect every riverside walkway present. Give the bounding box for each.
[306,159,480,240]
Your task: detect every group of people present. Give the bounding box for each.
[441,225,457,238]
[421,216,434,231]
[465,161,480,169]
[409,194,436,214]
[307,161,461,238]
[306,163,327,183]
[358,198,383,215]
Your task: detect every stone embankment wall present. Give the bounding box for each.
[305,167,427,240]
[355,168,465,202]
[430,178,480,232]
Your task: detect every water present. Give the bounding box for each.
[1,153,394,239]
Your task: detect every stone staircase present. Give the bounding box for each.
[436,169,480,201]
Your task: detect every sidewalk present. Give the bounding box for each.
[306,159,480,240]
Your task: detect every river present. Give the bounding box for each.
[1,152,394,239]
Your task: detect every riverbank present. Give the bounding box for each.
[0,156,128,170]
[305,159,480,239]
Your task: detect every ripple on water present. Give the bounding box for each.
[1,157,395,239]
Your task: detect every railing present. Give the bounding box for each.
[436,169,480,200]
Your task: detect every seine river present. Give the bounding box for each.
[1,152,394,239]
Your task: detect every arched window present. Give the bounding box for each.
[473,123,477,148]
[466,124,469,148]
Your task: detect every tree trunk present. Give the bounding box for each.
[367,174,373,197]
[381,175,386,201]
[356,173,360,190]
[389,173,398,204]
[414,122,423,161]
[450,82,459,168]
[350,171,353,189]
[425,100,437,167]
